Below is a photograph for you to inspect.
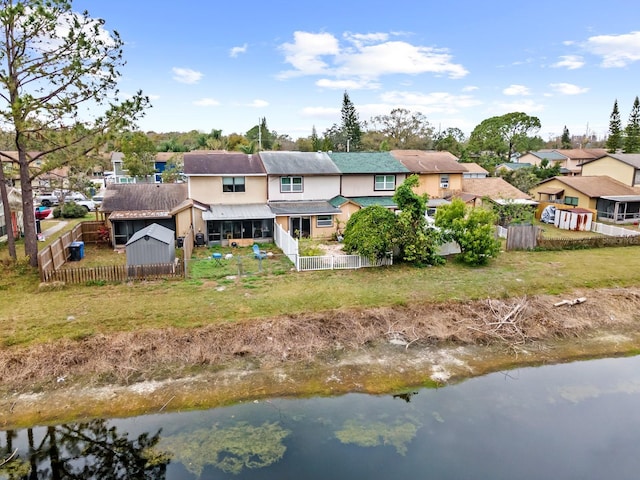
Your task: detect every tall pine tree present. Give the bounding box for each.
[606,99,623,153]
[561,126,572,149]
[341,91,362,151]
[624,96,640,153]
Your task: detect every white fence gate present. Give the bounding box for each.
[273,223,392,272]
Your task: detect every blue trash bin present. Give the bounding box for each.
[69,241,85,261]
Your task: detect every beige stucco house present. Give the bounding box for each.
[579,153,640,187]
[390,150,466,198]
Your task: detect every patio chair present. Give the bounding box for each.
[252,243,267,259]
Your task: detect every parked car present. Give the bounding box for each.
[36,193,59,207]
[35,206,52,220]
[92,195,104,207]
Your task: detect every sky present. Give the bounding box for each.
[73,0,640,143]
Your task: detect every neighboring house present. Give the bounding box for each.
[520,149,606,176]
[530,175,640,223]
[579,153,640,187]
[495,162,532,173]
[462,162,489,179]
[183,150,273,246]
[261,151,342,239]
[457,177,535,208]
[108,152,136,184]
[329,195,399,231]
[153,152,184,183]
[390,150,464,198]
[0,187,23,239]
[100,183,190,246]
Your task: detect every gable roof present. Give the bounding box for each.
[496,162,533,171]
[390,150,467,174]
[535,175,640,198]
[461,162,489,174]
[183,151,265,175]
[259,151,340,175]
[126,223,175,246]
[526,151,568,161]
[462,178,532,200]
[583,152,640,169]
[549,148,607,160]
[328,152,410,174]
[101,183,188,213]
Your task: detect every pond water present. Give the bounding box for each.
[2,355,640,479]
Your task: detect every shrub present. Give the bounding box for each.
[59,202,88,218]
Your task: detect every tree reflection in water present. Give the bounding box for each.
[0,419,168,479]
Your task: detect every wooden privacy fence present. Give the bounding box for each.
[38,223,84,277]
[506,225,540,251]
[42,261,184,284]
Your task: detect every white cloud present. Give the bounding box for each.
[278,31,468,81]
[246,99,269,108]
[193,98,220,107]
[585,31,640,67]
[315,78,380,90]
[278,31,341,78]
[230,43,248,57]
[552,55,585,70]
[549,83,589,95]
[172,67,203,84]
[462,85,479,92]
[503,85,531,96]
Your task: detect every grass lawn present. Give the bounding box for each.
[3,232,640,348]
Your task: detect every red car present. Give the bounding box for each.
[35,206,52,220]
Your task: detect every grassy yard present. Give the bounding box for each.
[3,231,640,348]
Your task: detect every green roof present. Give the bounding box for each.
[328,152,411,174]
[351,196,397,208]
[329,195,349,207]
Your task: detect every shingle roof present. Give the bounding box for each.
[268,200,342,215]
[101,183,188,213]
[328,152,410,174]
[390,150,467,174]
[537,175,640,197]
[462,178,532,200]
[496,162,533,171]
[259,151,340,175]
[530,151,567,161]
[461,162,489,174]
[183,151,265,175]
[593,153,640,169]
[551,148,607,160]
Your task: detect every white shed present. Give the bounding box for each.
[554,208,593,231]
[125,223,176,266]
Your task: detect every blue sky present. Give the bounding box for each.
[75,0,640,142]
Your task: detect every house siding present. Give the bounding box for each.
[530,179,595,210]
[189,176,267,204]
[339,174,408,197]
[581,156,636,186]
[267,175,340,201]
[412,173,463,198]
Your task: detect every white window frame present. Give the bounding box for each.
[281,176,303,193]
[316,215,333,227]
[374,174,395,191]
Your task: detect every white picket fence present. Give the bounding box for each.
[591,222,640,237]
[273,223,392,272]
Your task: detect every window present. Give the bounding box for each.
[440,174,450,189]
[281,176,303,192]
[564,196,579,206]
[375,175,395,191]
[223,176,245,193]
[316,215,333,227]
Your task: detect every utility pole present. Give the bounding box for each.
[258,117,262,151]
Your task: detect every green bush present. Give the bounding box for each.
[58,202,87,218]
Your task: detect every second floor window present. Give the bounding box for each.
[375,175,395,191]
[223,177,245,192]
[281,176,303,192]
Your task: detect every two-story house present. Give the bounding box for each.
[390,150,465,198]
[260,151,342,239]
[183,151,274,246]
[579,153,640,187]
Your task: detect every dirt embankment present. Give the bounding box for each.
[1,287,640,427]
